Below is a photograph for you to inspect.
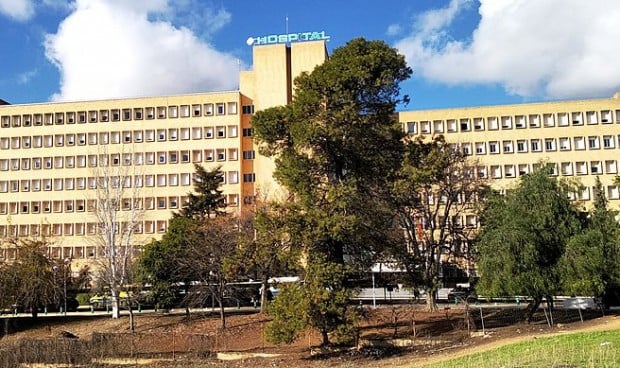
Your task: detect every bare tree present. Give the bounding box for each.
[89,148,143,320]
[390,136,488,311]
[178,215,246,329]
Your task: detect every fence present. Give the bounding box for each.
[0,331,213,367]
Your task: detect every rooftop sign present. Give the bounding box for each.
[246,31,330,46]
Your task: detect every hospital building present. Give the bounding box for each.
[1,37,619,268]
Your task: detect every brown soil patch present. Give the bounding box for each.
[1,306,618,367]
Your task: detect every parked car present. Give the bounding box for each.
[447,287,477,303]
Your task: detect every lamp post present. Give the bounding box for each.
[54,257,71,316]
[62,257,70,316]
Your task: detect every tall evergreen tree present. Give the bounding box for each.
[177,164,226,219]
[252,38,411,345]
[561,177,620,307]
[475,166,581,321]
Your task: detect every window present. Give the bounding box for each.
[559,137,571,151]
[516,140,527,153]
[607,186,619,200]
[405,122,417,134]
[192,104,201,116]
[490,165,501,179]
[242,105,254,114]
[504,164,516,178]
[574,136,586,150]
[243,173,255,182]
[242,128,253,137]
[216,126,226,138]
[446,119,457,132]
[501,116,512,129]
[502,140,513,153]
[474,142,485,155]
[605,160,617,174]
[434,120,445,133]
[588,136,600,150]
[474,118,484,131]
[575,161,587,175]
[571,112,583,125]
[461,143,472,156]
[216,103,225,115]
[243,150,255,160]
[459,119,470,132]
[591,161,602,174]
[487,116,499,130]
[488,141,499,154]
[603,135,615,149]
[561,162,573,176]
[545,138,556,151]
[530,139,541,152]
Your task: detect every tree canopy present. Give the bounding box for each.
[252,38,411,345]
[389,136,488,310]
[560,177,620,306]
[253,37,411,265]
[475,166,581,320]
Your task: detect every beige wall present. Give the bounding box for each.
[240,40,328,202]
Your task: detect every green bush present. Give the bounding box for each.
[75,293,91,306]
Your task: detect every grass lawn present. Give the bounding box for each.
[419,329,620,368]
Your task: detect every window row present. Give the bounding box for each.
[0,215,233,239]
[0,170,244,193]
[459,135,620,156]
[474,160,618,180]
[0,126,242,150]
[0,101,240,128]
[0,194,240,217]
[405,109,620,134]
[0,245,98,260]
[0,149,249,172]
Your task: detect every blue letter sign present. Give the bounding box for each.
[246,31,330,46]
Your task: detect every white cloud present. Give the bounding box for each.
[44,0,240,102]
[0,0,34,21]
[386,24,402,37]
[396,0,620,99]
[17,68,38,84]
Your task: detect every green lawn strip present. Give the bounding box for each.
[418,330,620,368]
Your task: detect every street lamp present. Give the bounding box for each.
[62,257,70,316]
[53,257,71,316]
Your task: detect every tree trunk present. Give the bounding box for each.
[525,297,541,323]
[260,277,269,313]
[219,300,226,330]
[110,294,120,319]
[127,303,134,332]
[321,327,329,346]
[425,287,438,312]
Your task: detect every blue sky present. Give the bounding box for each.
[1,0,620,110]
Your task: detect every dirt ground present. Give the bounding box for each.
[1,306,619,367]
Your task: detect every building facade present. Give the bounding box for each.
[2,37,620,268]
[400,94,620,227]
[0,41,327,269]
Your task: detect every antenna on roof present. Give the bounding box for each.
[285,15,289,34]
